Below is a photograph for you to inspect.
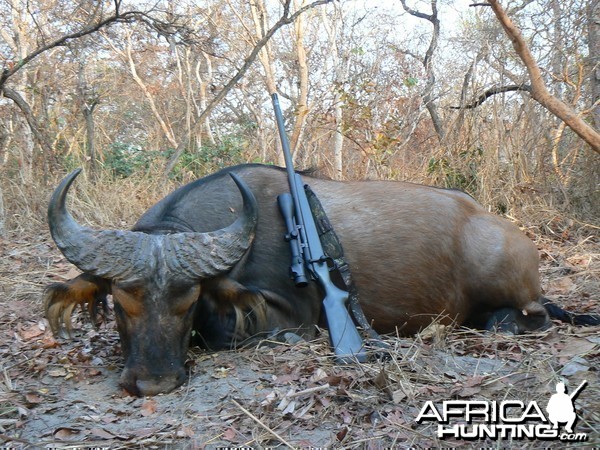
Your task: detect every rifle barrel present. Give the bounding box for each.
[272,94,300,201]
[569,380,587,400]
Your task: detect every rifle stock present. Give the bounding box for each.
[272,93,366,363]
[313,263,366,363]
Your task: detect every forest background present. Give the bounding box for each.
[0,0,598,237]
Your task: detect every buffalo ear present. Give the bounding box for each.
[44,273,111,338]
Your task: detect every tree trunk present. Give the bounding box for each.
[82,106,97,175]
[78,56,98,177]
[400,0,445,142]
[288,0,310,158]
[249,0,282,165]
[321,3,347,179]
[589,0,600,130]
[2,87,54,159]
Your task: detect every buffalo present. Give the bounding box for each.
[44,164,597,396]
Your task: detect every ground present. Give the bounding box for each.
[0,230,599,449]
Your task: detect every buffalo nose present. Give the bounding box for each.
[121,368,187,396]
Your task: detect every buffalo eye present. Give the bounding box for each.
[170,284,201,316]
[111,281,144,317]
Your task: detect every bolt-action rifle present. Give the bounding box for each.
[272,93,366,363]
[569,380,587,400]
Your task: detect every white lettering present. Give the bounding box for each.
[499,400,524,423]
[415,401,443,423]
[464,400,490,422]
[521,401,547,422]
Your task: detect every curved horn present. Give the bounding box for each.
[48,170,258,281]
[161,173,258,281]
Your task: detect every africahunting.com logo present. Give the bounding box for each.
[416,380,588,442]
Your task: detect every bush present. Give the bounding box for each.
[103,142,159,178]
[167,136,248,181]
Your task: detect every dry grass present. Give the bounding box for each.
[2,170,178,233]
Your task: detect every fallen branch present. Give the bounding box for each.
[231,398,296,449]
[286,383,330,398]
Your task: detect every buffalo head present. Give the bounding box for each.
[47,169,258,396]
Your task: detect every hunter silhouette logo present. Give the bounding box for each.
[416,380,589,441]
[546,380,587,433]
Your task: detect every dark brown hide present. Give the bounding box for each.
[46,164,554,396]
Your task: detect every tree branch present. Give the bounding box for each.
[450,84,532,109]
[400,0,445,141]
[0,1,142,90]
[2,87,54,156]
[486,0,600,153]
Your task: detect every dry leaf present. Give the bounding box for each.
[281,399,296,415]
[90,427,118,440]
[560,357,590,376]
[223,427,237,441]
[392,389,406,403]
[319,396,331,408]
[464,375,484,387]
[132,427,159,437]
[336,425,349,442]
[140,399,158,417]
[547,276,575,294]
[373,367,393,398]
[294,399,315,419]
[47,367,67,377]
[556,337,597,359]
[25,392,43,404]
[310,368,328,383]
[19,323,44,341]
[212,366,231,379]
[456,385,481,398]
[53,427,81,440]
[177,425,195,437]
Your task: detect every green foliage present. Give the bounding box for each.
[403,77,419,87]
[104,143,141,178]
[99,135,247,180]
[168,135,247,180]
[102,142,159,178]
[427,147,483,194]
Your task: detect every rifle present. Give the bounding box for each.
[569,380,587,401]
[272,93,366,363]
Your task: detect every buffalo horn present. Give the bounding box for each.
[47,169,258,282]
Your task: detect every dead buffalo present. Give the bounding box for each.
[44,164,597,396]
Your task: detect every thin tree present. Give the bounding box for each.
[400,0,445,142]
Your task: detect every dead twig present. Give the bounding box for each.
[231,398,297,449]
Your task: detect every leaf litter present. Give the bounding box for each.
[0,232,598,448]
